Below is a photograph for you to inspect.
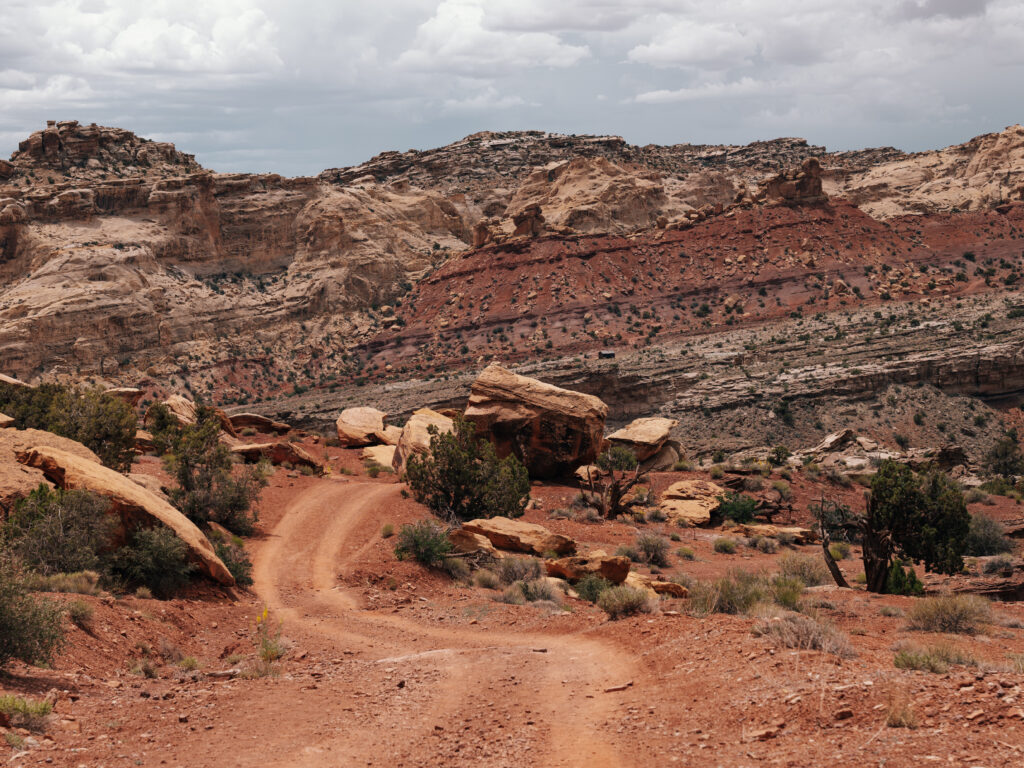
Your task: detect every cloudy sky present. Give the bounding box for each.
[1,0,1021,176]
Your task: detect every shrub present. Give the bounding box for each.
[756,537,779,554]
[393,520,452,568]
[984,435,1024,479]
[907,594,992,634]
[441,556,470,580]
[518,578,558,603]
[0,382,136,471]
[22,570,101,595]
[405,417,530,522]
[717,491,757,523]
[597,585,652,619]
[709,465,725,480]
[743,476,764,492]
[0,695,53,731]
[498,585,527,605]
[752,614,853,657]
[828,541,851,561]
[67,599,94,630]
[769,575,805,610]
[636,532,670,567]
[0,559,64,668]
[575,573,612,603]
[615,544,641,562]
[771,480,792,500]
[964,488,989,504]
[672,460,693,471]
[473,570,500,589]
[885,559,924,596]
[982,555,1014,575]
[894,642,975,673]
[713,537,737,554]
[779,553,829,586]
[644,507,667,523]
[965,514,1014,556]
[109,526,196,598]
[768,446,791,467]
[380,524,395,538]
[496,556,542,584]
[677,547,695,560]
[134,586,153,599]
[886,690,919,729]
[689,570,765,615]
[211,535,254,587]
[162,405,268,534]
[4,485,114,576]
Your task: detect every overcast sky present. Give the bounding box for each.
[1,0,1021,176]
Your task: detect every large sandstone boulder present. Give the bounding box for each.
[228,413,291,435]
[231,441,323,472]
[0,413,14,428]
[0,374,32,389]
[392,408,455,475]
[544,551,630,584]
[464,363,608,478]
[462,517,576,556]
[15,445,233,585]
[0,428,101,515]
[145,395,238,437]
[104,387,143,407]
[607,417,678,461]
[335,407,387,447]
[377,425,403,446]
[659,479,726,526]
[726,523,817,545]
[361,445,396,467]
[448,528,500,558]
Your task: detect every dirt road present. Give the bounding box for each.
[238,479,640,767]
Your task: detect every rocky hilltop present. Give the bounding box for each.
[1,120,1024,442]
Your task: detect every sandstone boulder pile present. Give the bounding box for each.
[658,479,726,526]
[391,408,455,475]
[336,407,388,447]
[462,517,576,557]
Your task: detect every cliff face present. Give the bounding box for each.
[2,120,1024,420]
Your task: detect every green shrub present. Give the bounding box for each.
[109,526,196,598]
[597,585,652,619]
[496,556,542,584]
[393,520,452,568]
[0,559,64,668]
[441,556,470,581]
[67,599,94,630]
[0,382,136,471]
[575,573,612,603]
[4,485,114,576]
[212,536,253,587]
[885,559,924,596]
[717,491,757,523]
[779,552,829,587]
[752,614,853,658]
[982,555,1014,575]
[615,544,642,562]
[828,541,851,561]
[713,537,737,554]
[768,446,791,467]
[709,465,725,480]
[907,594,992,634]
[636,532,670,567]
[771,480,792,500]
[769,575,805,610]
[380,524,395,539]
[0,695,53,731]
[689,569,765,615]
[677,547,696,560]
[964,514,1014,556]
[405,417,530,522]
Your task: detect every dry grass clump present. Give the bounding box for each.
[751,614,853,658]
[894,641,976,673]
[498,578,559,605]
[779,552,829,586]
[907,594,992,635]
[473,569,500,589]
[597,585,654,619]
[23,570,101,595]
[496,556,542,584]
[713,537,738,554]
[885,689,920,729]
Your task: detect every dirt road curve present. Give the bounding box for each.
[238,479,641,768]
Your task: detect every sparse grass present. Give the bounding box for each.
[779,552,829,586]
[23,571,101,595]
[709,465,725,480]
[519,579,558,603]
[636,532,670,567]
[771,480,792,500]
[380,523,395,539]
[496,557,542,585]
[0,695,53,731]
[677,547,695,560]
[907,594,992,635]
[131,658,158,678]
[885,690,920,729]
[894,642,976,673]
[575,573,612,603]
[689,570,765,615]
[441,557,470,581]
[768,576,805,611]
[880,605,904,617]
[66,599,93,630]
[828,541,851,561]
[1008,654,1024,673]
[178,656,200,671]
[713,537,738,554]
[134,586,153,599]
[752,614,853,658]
[473,570,500,590]
[597,585,653,619]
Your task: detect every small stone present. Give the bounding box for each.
[834,708,853,721]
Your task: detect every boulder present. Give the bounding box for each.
[659,479,726,526]
[392,408,455,475]
[544,551,630,584]
[462,516,576,556]
[607,417,678,461]
[641,440,682,472]
[104,387,143,407]
[232,442,323,472]
[574,464,602,484]
[377,425,403,446]
[0,428,101,515]
[0,374,32,389]
[624,571,659,598]
[228,413,291,435]
[146,395,238,437]
[650,580,689,598]
[0,413,13,429]
[16,445,233,585]
[464,363,608,478]
[134,429,155,454]
[335,407,387,447]
[361,445,396,467]
[727,523,817,545]
[448,528,500,558]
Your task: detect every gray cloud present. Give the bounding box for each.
[0,0,1021,176]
